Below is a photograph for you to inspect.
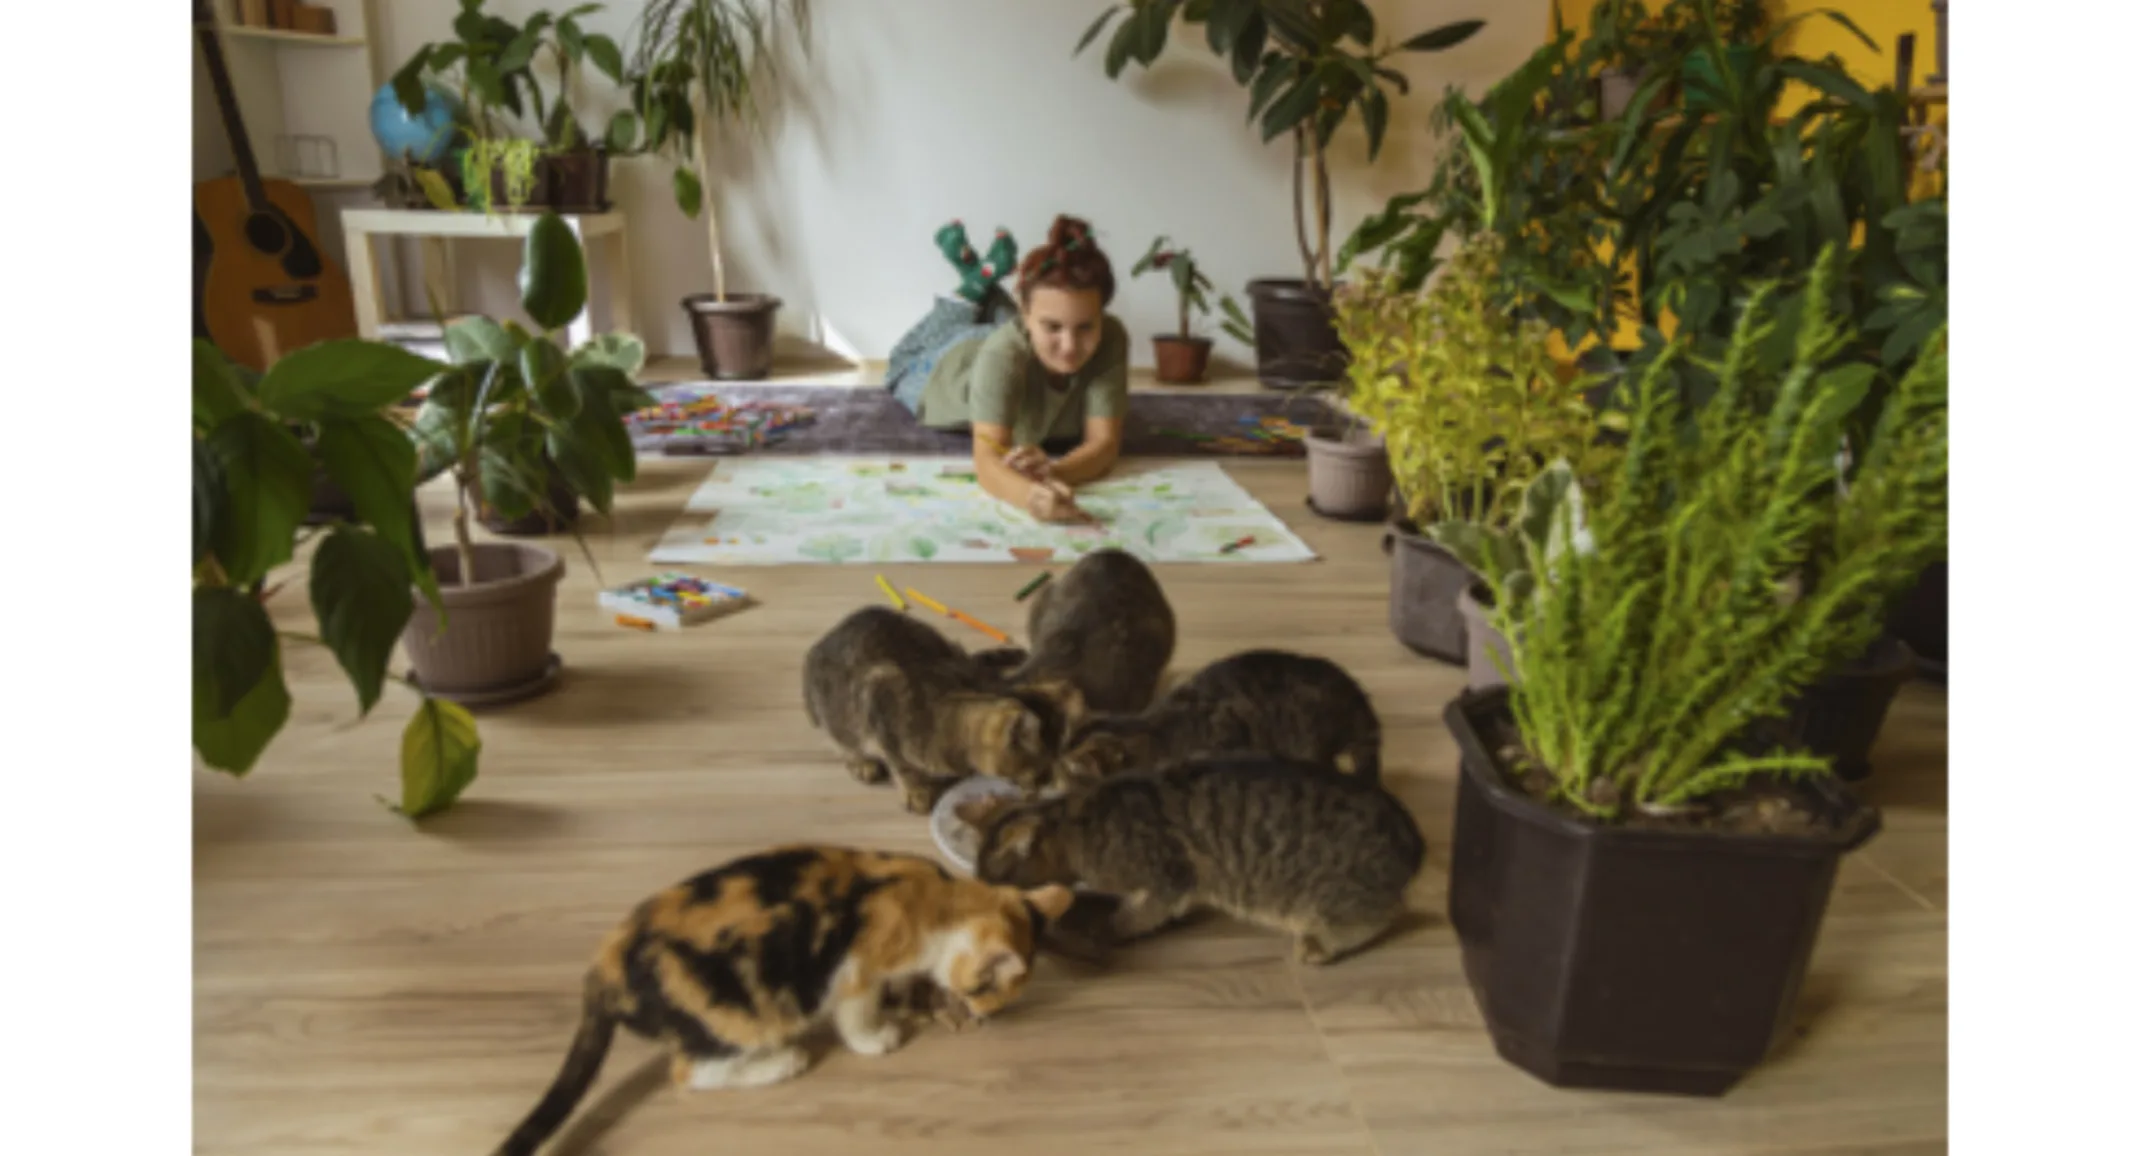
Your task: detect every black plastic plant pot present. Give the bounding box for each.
[1442,686,1881,1097]
[1773,636,1916,782]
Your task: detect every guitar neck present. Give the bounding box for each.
[193,2,271,211]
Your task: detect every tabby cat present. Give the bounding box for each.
[1002,547,1175,719]
[955,755,1423,964]
[803,606,1072,809]
[1055,649,1382,787]
[492,845,1074,1156]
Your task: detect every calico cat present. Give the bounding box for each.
[1055,649,1382,787]
[492,845,1074,1156]
[803,606,1073,809]
[954,755,1424,965]
[1005,549,1176,718]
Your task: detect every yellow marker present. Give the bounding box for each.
[874,574,907,611]
[904,586,949,616]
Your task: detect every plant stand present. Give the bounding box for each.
[340,208,636,351]
[1443,687,1882,1096]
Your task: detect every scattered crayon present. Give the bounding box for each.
[950,608,1012,645]
[1219,535,1256,554]
[875,574,907,611]
[1014,571,1053,601]
[904,586,950,616]
[615,614,657,631]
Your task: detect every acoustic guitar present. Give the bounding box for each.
[192,0,356,370]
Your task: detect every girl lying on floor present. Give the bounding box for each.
[884,214,1129,524]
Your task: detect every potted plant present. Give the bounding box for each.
[626,0,813,379]
[1078,0,1483,390]
[1340,233,1622,663]
[391,0,630,213]
[404,212,655,704]
[193,339,481,820]
[1128,236,1253,385]
[1443,254,1945,1094]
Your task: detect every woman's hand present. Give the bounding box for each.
[1025,478,1087,523]
[1003,445,1053,481]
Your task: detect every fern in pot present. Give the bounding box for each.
[404,212,653,705]
[1441,247,1945,1094]
[1338,233,1622,665]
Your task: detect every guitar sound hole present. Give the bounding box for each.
[244,211,290,257]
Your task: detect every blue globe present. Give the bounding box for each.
[369,82,466,167]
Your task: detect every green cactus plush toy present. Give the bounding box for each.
[935,219,1017,307]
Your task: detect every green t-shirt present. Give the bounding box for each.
[915,315,1129,447]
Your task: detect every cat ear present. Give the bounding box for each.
[1024,883,1075,921]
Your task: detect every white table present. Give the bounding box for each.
[339,208,636,350]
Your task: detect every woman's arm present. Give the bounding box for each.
[1048,416,1122,484]
[971,421,1037,506]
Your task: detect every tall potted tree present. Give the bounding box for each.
[1078,0,1483,390]
[193,340,481,820]
[1443,251,1946,1093]
[404,212,655,705]
[626,0,812,379]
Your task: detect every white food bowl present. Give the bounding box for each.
[930,775,1024,875]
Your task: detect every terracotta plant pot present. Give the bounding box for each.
[1245,278,1349,391]
[402,542,565,706]
[1303,425,1391,521]
[684,293,782,380]
[1384,521,1472,664]
[1151,335,1213,384]
[1444,686,1882,1096]
[1456,583,1514,692]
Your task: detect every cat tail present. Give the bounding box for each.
[492,979,618,1156]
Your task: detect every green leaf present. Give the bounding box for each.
[548,426,615,515]
[391,50,430,117]
[309,525,415,717]
[1206,0,1255,53]
[583,33,625,83]
[1103,9,1141,77]
[193,339,249,431]
[673,166,704,218]
[444,317,515,366]
[314,414,434,604]
[522,333,573,419]
[498,24,540,72]
[558,16,586,62]
[255,340,445,422]
[570,332,647,376]
[194,438,221,566]
[1775,58,1873,111]
[398,697,481,819]
[1132,0,1171,65]
[1260,74,1323,143]
[1361,88,1390,161]
[568,366,637,482]
[194,641,290,777]
[205,412,315,586]
[519,212,589,332]
[1075,7,1121,55]
[1402,19,1484,52]
[604,109,639,153]
[1248,55,1293,120]
[194,586,277,719]
[1229,13,1266,83]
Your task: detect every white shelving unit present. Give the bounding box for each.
[202,1,385,193]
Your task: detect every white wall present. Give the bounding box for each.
[363,0,1545,366]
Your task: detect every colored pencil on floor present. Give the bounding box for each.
[904,586,949,616]
[874,574,907,611]
[1220,535,1256,554]
[1015,571,1052,601]
[949,608,1012,645]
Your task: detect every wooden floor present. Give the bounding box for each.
[194,457,1949,1156]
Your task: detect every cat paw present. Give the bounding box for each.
[900,780,949,815]
[847,757,889,785]
[1294,935,1335,966]
[843,1021,908,1057]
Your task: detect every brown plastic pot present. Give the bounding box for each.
[1456,583,1514,692]
[401,542,564,704]
[1151,335,1213,384]
[1383,521,1471,664]
[1443,686,1881,1096]
[1245,278,1349,390]
[539,147,611,212]
[1303,425,1391,520]
[684,293,782,380]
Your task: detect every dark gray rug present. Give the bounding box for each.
[628,383,1336,458]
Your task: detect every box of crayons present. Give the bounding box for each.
[598,573,751,630]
